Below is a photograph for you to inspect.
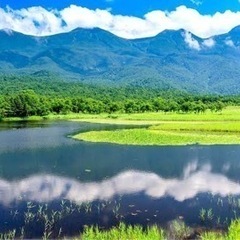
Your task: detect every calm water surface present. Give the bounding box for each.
[0,121,240,238]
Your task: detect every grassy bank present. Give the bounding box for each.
[0,113,106,122]
[72,107,240,146]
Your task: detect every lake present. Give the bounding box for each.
[0,121,240,238]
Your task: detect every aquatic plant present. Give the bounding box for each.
[207,208,214,221]
[167,219,192,240]
[199,208,207,222]
[112,202,121,218]
[2,197,240,239]
[0,229,16,240]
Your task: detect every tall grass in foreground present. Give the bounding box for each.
[79,219,240,240]
[80,223,164,240]
[1,219,240,239]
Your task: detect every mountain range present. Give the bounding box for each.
[1,26,240,94]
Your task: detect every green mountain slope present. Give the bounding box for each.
[0,27,240,94]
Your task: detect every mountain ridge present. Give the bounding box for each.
[1,25,240,39]
[0,26,240,94]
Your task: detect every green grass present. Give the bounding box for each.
[150,122,240,133]
[79,223,164,240]
[72,106,240,122]
[227,219,240,240]
[72,107,240,146]
[77,219,240,240]
[73,128,240,145]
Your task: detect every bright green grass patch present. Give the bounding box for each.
[150,122,240,133]
[73,107,240,124]
[72,107,240,145]
[73,128,240,146]
[79,223,165,240]
[77,219,240,240]
[227,219,240,240]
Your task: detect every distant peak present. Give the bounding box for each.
[69,27,108,34]
[156,28,197,39]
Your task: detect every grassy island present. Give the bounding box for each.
[72,107,240,146]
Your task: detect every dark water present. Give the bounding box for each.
[0,121,240,238]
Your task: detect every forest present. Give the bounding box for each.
[0,75,239,118]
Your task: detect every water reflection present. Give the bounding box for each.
[0,122,82,153]
[1,122,240,236]
[1,162,239,205]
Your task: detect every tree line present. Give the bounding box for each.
[0,75,238,118]
[0,89,226,118]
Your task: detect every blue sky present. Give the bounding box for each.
[1,0,240,39]
[1,0,240,16]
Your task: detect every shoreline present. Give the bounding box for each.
[2,108,240,146]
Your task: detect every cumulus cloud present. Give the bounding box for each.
[1,5,240,39]
[183,31,201,50]
[0,6,63,36]
[202,38,215,48]
[0,163,240,205]
[225,39,235,47]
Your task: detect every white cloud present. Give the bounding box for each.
[190,0,203,6]
[0,5,240,39]
[0,6,63,36]
[183,31,201,50]
[0,163,240,205]
[225,39,235,47]
[202,38,215,48]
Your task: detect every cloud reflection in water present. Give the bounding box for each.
[0,163,239,205]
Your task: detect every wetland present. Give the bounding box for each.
[0,120,240,238]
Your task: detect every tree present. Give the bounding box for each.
[9,90,41,117]
[124,100,139,113]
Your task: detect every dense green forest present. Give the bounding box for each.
[0,75,239,118]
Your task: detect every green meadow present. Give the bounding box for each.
[72,107,240,145]
[72,106,240,122]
